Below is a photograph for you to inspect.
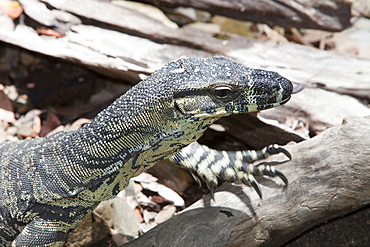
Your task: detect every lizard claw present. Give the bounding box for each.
[208,181,217,200]
[265,144,292,160]
[170,142,290,199]
[248,164,289,186]
[242,174,263,198]
[275,169,288,185]
[239,165,286,198]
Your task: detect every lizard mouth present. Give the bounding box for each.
[256,97,290,111]
[266,94,291,107]
[192,95,291,119]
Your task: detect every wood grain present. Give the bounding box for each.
[123,116,370,247]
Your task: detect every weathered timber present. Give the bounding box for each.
[42,0,254,54]
[122,115,370,247]
[138,0,352,31]
[0,1,368,88]
[314,83,370,102]
[214,113,306,150]
[2,0,370,137]
[263,87,370,135]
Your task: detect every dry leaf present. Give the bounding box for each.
[36,28,64,38]
[39,112,61,137]
[0,88,15,123]
[0,0,23,19]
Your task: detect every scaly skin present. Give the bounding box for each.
[0,56,292,246]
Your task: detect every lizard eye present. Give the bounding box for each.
[213,85,233,99]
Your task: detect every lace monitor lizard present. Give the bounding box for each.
[0,56,293,246]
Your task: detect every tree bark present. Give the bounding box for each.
[0,0,363,86]
[123,115,370,247]
[138,0,352,31]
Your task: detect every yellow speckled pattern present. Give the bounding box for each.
[0,56,292,246]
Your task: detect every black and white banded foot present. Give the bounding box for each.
[170,142,291,198]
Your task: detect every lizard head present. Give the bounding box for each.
[85,56,293,164]
[169,56,293,119]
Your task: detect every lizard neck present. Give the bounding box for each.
[53,85,217,202]
[53,92,183,198]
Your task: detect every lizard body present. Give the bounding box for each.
[0,56,292,246]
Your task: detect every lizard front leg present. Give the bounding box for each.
[170,142,291,198]
[12,217,72,247]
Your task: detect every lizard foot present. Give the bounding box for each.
[170,142,291,199]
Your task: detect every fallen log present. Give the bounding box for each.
[0,1,367,88]
[138,0,352,31]
[215,113,306,150]
[123,115,370,247]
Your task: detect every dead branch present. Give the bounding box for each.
[138,0,352,31]
[123,116,370,247]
